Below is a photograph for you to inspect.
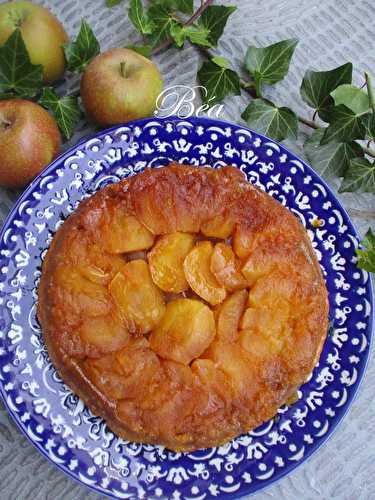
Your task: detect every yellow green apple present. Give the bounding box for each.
[0,1,68,83]
[80,48,164,126]
[0,99,61,188]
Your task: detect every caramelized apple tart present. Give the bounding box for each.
[37,163,329,451]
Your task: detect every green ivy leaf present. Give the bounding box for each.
[185,25,211,47]
[339,157,375,193]
[64,19,100,73]
[241,99,298,142]
[364,113,375,140]
[170,24,211,48]
[0,92,15,100]
[198,59,241,106]
[39,88,81,140]
[300,62,352,118]
[356,228,375,273]
[147,5,177,47]
[198,5,236,47]
[304,129,363,178]
[330,84,370,114]
[106,0,123,6]
[125,44,152,57]
[245,39,298,94]
[0,29,43,97]
[173,0,194,15]
[129,0,155,35]
[211,56,230,69]
[169,24,186,47]
[320,105,368,145]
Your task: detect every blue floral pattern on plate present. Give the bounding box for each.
[0,117,373,499]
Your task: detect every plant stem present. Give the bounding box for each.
[240,78,257,98]
[120,61,127,78]
[365,72,375,114]
[151,0,213,55]
[297,115,320,129]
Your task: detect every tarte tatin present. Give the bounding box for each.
[38,163,329,451]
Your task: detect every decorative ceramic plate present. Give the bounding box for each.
[0,117,373,499]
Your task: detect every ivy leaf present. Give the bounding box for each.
[64,19,100,73]
[0,29,43,97]
[320,105,368,145]
[211,56,230,68]
[339,157,375,193]
[245,39,298,94]
[126,44,152,57]
[364,113,375,140]
[147,5,177,47]
[173,0,194,15]
[198,5,236,47]
[106,0,123,6]
[198,59,241,106]
[356,228,375,273]
[39,88,81,140]
[170,24,211,48]
[330,84,369,114]
[304,129,363,178]
[241,99,298,142]
[300,62,352,118]
[0,92,15,100]
[185,26,212,47]
[129,0,154,35]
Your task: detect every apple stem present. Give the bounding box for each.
[120,62,128,78]
[0,117,11,131]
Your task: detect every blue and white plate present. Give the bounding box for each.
[0,117,373,499]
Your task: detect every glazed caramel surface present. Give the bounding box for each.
[38,163,329,451]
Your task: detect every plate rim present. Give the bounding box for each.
[0,115,373,499]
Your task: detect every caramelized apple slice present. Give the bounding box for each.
[191,358,233,405]
[216,290,248,342]
[248,271,296,308]
[115,338,162,400]
[239,302,289,356]
[109,260,165,334]
[55,265,110,317]
[77,265,112,286]
[205,340,259,399]
[102,209,154,254]
[149,298,216,365]
[232,224,254,259]
[201,216,234,239]
[239,327,283,358]
[240,304,289,334]
[210,243,248,291]
[83,353,129,399]
[183,241,226,306]
[148,232,194,293]
[79,313,130,353]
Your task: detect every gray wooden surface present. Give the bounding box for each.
[0,0,374,498]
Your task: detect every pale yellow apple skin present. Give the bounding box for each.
[80,48,164,126]
[0,99,61,188]
[0,1,68,83]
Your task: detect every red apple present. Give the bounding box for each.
[0,1,68,84]
[80,48,164,126]
[0,99,61,188]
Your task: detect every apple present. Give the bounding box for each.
[0,99,61,188]
[0,1,68,83]
[80,48,164,126]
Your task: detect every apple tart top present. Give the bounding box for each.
[38,163,329,451]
